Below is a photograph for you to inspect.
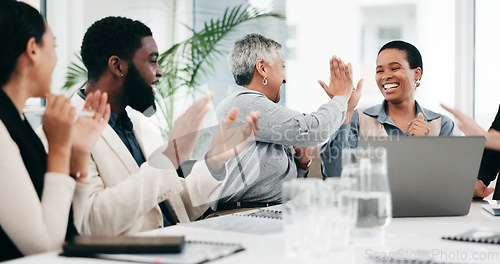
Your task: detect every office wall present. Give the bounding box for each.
[476,0,500,129]
[285,0,456,117]
[192,0,287,107]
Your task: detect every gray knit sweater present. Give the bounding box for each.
[212,85,347,207]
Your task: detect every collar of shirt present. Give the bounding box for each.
[363,100,441,127]
[108,112,134,133]
[77,89,133,132]
[228,84,265,97]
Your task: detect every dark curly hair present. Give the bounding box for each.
[0,0,46,87]
[378,40,423,79]
[81,16,152,81]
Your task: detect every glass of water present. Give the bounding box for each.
[341,147,392,238]
[282,178,322,257]
[282,178,355,258]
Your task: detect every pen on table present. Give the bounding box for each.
[23,107,95,117]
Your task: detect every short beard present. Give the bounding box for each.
[122,62,156,117]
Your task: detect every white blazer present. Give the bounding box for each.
[40,95,226,236]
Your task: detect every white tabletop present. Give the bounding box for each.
[6,201,500,264]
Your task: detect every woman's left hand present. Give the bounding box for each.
[408,113,430,136]
[70,90,110,181]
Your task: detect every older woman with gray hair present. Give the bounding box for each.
[212,33,360,211]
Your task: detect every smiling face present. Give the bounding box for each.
[265,52,286,103]
[123,36,162,116]
[375,48,421,104]
[132,36,161,87]
[34,24,57,96]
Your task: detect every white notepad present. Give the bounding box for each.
[181,208,283,235]
[482,204,500,216]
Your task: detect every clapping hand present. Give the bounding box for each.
[43,94,77,174]
[159,92,259,171]
[70,90,111,182]
[72,90,111,153]
[206,107,260,171]
[42,91,110,179]
[163,92,215,168]
[408,113,430,136]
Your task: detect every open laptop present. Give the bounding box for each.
[358,136,486,217]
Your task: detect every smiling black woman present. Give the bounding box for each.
[321,40,457,178]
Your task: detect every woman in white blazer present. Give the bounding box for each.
[0,1,110,260]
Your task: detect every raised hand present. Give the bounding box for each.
[205,107,260,171]
[442,104,500,151]
[70,90,111,181]
[163,92,214,168]
[441,104,486,136]
[43,94,76,175]
[343,79,364,125]
[318,56,354,101]
[72,90,110,153]
[408,113,430,136]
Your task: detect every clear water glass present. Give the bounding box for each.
[282,178,355,258]
[341,147,392,238]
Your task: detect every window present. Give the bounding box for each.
[286,0,456,115]
[191,1,457,116]
[193,0,287,107]
[475,0,500,129]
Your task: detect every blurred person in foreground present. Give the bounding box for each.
[0,0,109,260]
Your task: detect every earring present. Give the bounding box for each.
[415,80,420,88]
[262,76,268,86]
[121,73,124,77]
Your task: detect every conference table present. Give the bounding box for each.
[6,201,500,264]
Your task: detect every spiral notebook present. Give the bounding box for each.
[237,208,282,220]
[95,240,244,264]
[181,208,282,234]
[442,228,500,244]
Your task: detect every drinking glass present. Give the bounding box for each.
[341,147,392,238]
[323,177,357,250]
[282,178,355,258]
[282,178,321,257]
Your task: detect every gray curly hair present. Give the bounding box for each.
[228,33,282,86]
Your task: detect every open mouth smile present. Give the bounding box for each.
[383,83,399,93]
